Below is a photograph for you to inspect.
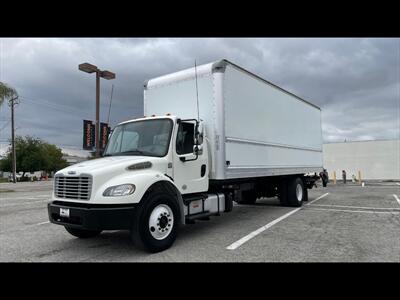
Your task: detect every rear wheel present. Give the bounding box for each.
[64,227,102,238]
[287,177,304,207]
[303,186,309,201]
[278,179,289,206]
[130,189,179,253]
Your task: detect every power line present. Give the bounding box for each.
[20,96,91,118]
[20,95,82,112]
[22,99,84,117]
[0,120,11,132]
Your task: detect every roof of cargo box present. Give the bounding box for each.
[145,59,321,110]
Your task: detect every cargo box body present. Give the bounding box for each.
[144,59,323,181]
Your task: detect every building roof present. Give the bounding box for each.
[0,143,90,159]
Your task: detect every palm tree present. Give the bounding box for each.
[0,82,19,106]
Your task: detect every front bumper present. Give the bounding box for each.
[48,201,136,231]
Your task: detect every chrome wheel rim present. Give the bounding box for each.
[296,183,303,202]
[148,204,174,240]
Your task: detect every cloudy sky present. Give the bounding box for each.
[0,38,399,153]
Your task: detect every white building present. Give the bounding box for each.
[323,139,400,180]
[61,147,91,165]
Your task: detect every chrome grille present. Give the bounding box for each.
[55,175,92,200]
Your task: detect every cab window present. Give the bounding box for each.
[176,122,195,155]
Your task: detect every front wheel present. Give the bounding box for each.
[130,189,179,253]
[64,226,102,238]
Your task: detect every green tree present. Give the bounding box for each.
[43,143,69,172]
[0,136,68,177]
[0,82,18,106]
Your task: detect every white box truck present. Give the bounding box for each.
[48,59,323,252]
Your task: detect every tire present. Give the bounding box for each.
[278,179,289,206]
[130,187,179,253]
[287,177,304,207]
[64,226,102,238]
[303,186,309,201]
[236,190,257,204]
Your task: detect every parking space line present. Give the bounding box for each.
[0,220,52,235]
[393,194,400,206]
[307,207,400,214]
[36,221,50,225]
[226,207,302,250]
[309,204,400,211]
[227,192,330,250]
[0,200,50,207]
[306,192,329,205]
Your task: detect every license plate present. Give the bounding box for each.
[60,208,70,218]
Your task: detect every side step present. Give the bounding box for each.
[185,211,219,221]
[182,193,208,206]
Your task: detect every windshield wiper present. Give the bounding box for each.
[117,150,154,156]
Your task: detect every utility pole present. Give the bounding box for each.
[9,96,18,183]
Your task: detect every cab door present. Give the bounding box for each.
[172,120,208,194]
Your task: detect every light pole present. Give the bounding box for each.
[8,96,19,183]
[79,63,115,158]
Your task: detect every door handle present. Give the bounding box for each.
[201,164,206,177]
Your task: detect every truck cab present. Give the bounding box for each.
[48,115,221,252]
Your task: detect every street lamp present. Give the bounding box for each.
[79,63,115,158]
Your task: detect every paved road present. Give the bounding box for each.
[1,181,399,262]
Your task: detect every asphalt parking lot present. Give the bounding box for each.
[1,180,399,262]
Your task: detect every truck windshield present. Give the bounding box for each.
[103,119,173,157]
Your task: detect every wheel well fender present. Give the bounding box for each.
[142,180,185,225]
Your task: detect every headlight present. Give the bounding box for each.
[103,184,136,197]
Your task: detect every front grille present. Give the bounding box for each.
[55,175,92,200]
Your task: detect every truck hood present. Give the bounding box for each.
[57,155,165,176]
[53,155,171,204]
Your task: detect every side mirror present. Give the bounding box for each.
[195,122,204,145]
[193,145,203,156]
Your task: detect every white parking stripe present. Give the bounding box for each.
[36,221,50,225]
[227,192,330,250]
[1,196,50,202]
[307,207,400,214]
[306,193,329,205]
[396,183,400,186]
[0,200,50,207]
[227,207,302,250]
[309,204,400,211]
[393,194,400,206]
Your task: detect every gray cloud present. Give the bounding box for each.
[0,38,399,149]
